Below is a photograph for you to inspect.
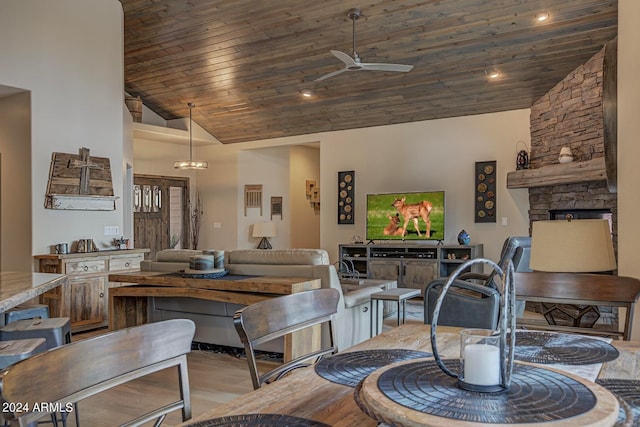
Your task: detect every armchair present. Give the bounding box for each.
[424,236,531,329]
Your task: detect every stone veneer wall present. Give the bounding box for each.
[528,46,618,249]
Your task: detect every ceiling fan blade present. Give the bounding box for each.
[315,67,348,82]
[360,63,414,72]
[330,50,359,67]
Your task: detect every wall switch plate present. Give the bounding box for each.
[213,222,222,229]
[501,217,508,226]
[104,226,120,236]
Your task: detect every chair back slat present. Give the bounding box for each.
[234,288,339,389]
[0,319,195,424]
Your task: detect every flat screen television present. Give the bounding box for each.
[366,191,445,241]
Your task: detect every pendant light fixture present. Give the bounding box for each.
[174,102,208,169]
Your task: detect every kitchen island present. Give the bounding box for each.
[0,272,67,324]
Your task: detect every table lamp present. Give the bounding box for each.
[252,222,276,249]
[530,218,616,328]
[530,218,616,273]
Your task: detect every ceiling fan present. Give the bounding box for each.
[315,8,414,82]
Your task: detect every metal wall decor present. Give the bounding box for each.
[338,171,355,224]
[306,180,320,208]
[244,184,263,215]
[271,196,283,220]
[475,161,496,223]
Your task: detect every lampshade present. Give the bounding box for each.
[530,219,616,272]
[174,102,208,170]
[252,222,276,238]
[252,222,276,250]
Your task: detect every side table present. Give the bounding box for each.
[340,278,398,317]
[370,288,421,336]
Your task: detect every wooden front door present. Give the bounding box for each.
[133,175,190,260]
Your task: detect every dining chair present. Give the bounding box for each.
[424,237,531,329]
[234,288,339,390]
[0,318,195,427]
[456,236,532,288]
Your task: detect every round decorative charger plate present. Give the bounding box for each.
[514,330,619,365]
[596,379,640,426]
[184,413,331,427]
[314,349,431,387]
[355,359,619,426]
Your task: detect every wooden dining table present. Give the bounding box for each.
[178,323,640,427]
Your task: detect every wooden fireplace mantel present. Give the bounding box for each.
[506,157,607,189]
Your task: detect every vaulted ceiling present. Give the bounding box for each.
[120,0,617,144]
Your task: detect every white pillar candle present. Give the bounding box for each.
[463,343,500,386]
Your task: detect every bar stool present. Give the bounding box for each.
[0,317,71,349]
[0,338,47,370]
[0,318,74,426]
[4,303,50,324]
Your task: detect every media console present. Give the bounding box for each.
[338,243,483,295]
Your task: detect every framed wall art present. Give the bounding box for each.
[475,161,496,223]
[337,170,355,224]
[271,196,282,220]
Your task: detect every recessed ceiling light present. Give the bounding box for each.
[300,89,313,98]
[535,12,549,22]
[486,69,501,79]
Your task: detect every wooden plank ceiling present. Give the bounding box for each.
[120,0,617,144]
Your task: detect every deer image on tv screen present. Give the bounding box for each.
[367,191,445,242]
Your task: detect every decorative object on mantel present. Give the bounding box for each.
[337,170,354,224]
[559,146,574,163]
[305,180,319,209]
[45,147,118,211]
[174,102,208,170]
[475,160,496,223]
[515,140,529,170]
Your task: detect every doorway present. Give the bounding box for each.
[133,175,190,260]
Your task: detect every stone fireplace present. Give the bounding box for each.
[508,40,618,252]
[507,39,619,330]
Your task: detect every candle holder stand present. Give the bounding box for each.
[430,258,516,393]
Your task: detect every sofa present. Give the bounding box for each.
[142,248,383,352]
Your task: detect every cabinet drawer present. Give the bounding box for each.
[109,254,143,271]
[64,260,106,275]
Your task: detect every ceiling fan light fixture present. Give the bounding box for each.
[174,102,208,170]
[314,7,413,82]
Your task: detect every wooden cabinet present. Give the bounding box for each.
[35,249,149,332]
[339,244,483,294]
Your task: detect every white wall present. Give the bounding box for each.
[290,145,320,249]
[617,0,640,340]
[0,0,126,257]
[0,92,31,270]
[319,110,531,262]
[237,146,291,249]
[172,109,531,262]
